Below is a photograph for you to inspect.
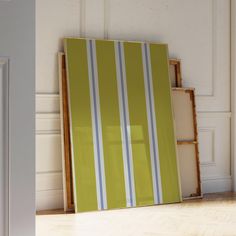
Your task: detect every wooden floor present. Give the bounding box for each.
[36,192,236,236]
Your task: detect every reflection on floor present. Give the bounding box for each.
[36,192,236,236]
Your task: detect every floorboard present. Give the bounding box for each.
[36,192,236,236]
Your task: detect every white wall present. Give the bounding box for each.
[36,0,231,210]
[36,0,80,210]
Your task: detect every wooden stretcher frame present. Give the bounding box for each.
[172,87,202,198]
[58,53,74,212]
[177,143,201,198]
[59,55,200,211]
[169,59,182,87]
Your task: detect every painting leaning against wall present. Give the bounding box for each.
[64,38,181,213]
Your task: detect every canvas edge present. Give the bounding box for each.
[63,40,79,213]
[58,52,68,212]
[165,46,183,202]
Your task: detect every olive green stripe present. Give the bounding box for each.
[149,44,181,203]
[123,42,154,206]
[95,40,127,209]
[64,38,98,212]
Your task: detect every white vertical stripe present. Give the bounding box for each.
[87,40,102,210]
[87,40,106,210]
[91,40,108,209]
[142,43,163,204]
[115,42,132,207]
[120,42,136,206]
[142,44,159,204]
[115,41,136,207]
[146,44,163,203]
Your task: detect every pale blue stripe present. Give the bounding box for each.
[117,41,134,207]
[89,40,105,210]
[144,43,161,203]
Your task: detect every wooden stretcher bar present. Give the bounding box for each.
[169,59,182,87]
[58,53,75,212]
[172,88,202,198]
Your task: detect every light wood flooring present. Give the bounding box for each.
[36,192,236,236]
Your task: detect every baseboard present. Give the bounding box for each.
[201,176,232,193]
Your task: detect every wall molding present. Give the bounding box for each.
[199,128,215,166]
[102,0,230,111]
[197,112,231,118]
[36,93,233,115]
[36,113,60,132]
[36,112,63,211]
[198,113,230,189]
[36,94,60,114]
[207,0,216,97]
[36,172,63,191]
[196,0,230,111]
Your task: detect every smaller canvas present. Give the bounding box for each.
[171,88,202,199]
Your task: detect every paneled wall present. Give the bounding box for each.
[36,0,231,210]
[36,0,80,210]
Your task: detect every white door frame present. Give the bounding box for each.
[231,0,236,191]
[0,58,9,236]
[0,0,35,235]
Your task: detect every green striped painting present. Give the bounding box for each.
[64,38,181,213]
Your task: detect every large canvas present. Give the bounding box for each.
[64,38,181,213]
